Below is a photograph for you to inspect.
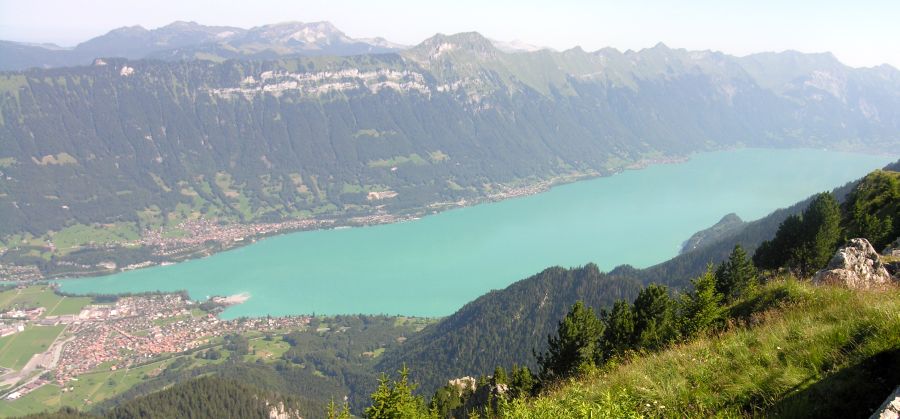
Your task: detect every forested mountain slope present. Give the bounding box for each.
[377,264,643,394]
[22,376,303,419]
[2,32,899,242]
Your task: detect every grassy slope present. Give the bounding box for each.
[502,279,900,418]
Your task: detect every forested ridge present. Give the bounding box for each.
[376,264,643,394]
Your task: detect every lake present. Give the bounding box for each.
[58,149,896,319]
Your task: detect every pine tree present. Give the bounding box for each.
[536,301,603,382]
[715,245,759,302]
[491,366,507,386]
[753,192,843,277]
[631,284,677,350]
[429,385,463,418]
[508,365,535,399]
[601,300,636,360]
[844,170,900,250]
[365,366,433,419]
[679,265,725,337]
[327,399,352,419]
[794,192,842,276]
[754,214,804,269]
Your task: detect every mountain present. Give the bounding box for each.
[1,31,899,273]
[680,213,745,254]
[74,21,244,59]
[148,21,406,62]
[0,21,405,71]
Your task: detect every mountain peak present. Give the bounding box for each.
[260,21,342,34]
[245,21,351,46]
[107,25,150,35]
[161,21,202,29]
[411,31,499,60]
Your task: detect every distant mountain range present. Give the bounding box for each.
[1,27,899,256]
[0,21,407,71]
[0,21,561,71]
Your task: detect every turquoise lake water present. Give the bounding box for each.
[58,149,896,319]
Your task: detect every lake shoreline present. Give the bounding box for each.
[53,148,895,319]
[7,146,894,285]
[17,155,691,282]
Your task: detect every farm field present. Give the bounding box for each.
[0,325,65,370]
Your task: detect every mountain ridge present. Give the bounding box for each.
[4,22,899,72]
[0,21,403,71]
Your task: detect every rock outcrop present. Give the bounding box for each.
[871,386,900,419]
[813,238,892,289]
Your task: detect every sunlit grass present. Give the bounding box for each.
[502,278,900,418]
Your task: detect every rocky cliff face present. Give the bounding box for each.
[813,238,893,289]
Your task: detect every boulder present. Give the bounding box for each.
[884,237,900,258]
[813,238,892,289]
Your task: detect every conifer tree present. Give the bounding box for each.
[491,366,508,386]
[679,265,725,337]
[365,366,432,419]
[327,399,352,419]
[536,301,603,382]
[754,214,804,269]
[508,365,535,398]
[631,284,677,350]
[754,192,843,276]
[601,300,636,359]
[795,192,842,275]
[715,244,759,302]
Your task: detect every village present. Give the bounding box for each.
[137,217,334,251]
[0,285,311,404]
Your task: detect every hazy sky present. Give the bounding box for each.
[1,0,898,68]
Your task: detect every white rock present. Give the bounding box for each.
[813,238,892,289]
